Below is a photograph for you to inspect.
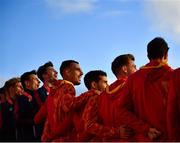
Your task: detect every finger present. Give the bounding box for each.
[148,133,155,140]
[155,130,161,135]
[151,132,160,140]
[153,129,161,134]
[153,130,161,137]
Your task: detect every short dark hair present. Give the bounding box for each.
[0,87,5,101]
[147,37,169,60]
[60,60,79,77]
[21,70,37,89]
[84,70,107,90]
[0,87,5,95]
[37,61,53,82]
[111,54,135,76]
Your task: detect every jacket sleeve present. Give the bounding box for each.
[73,90,98,110]
[82,95,120,140]
[116,79,151,136]
[34,98,47,124]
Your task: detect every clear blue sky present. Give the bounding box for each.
[1,0,180,94]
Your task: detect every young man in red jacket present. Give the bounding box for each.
[38,60,96,141]
[36,61,58,106]
[117,37,173,141]
[73,70,108,141]
[83,54,136,141]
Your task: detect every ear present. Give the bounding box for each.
[25,80,30,88]
[42,74,46,81]
[163,53,168,63]
[122,65,127,73]
[91,81,97,89]
[63,69,71,79]
[65,68,71,76]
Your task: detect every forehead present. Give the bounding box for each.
[46,66,54,71]
[29,74,38,80]
[128,59,135,65]
[99,75,107,81]
[15,81,22,86]
[69,63,81,69]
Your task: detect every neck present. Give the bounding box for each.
[150,59,162,63]
[150,58,167,64]
[44,81,53,88]
[117,75,127,80]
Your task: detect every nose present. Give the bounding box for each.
[55,71,58,77]
[134,65,137,71]
[37,79,40,84]
[80,70,83,76]
[55,70,58,74]
[106,82,108,86]
[53,69,58,74]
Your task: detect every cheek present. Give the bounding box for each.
[16,88,20,93]
[16,88,23,94]
[29,82,33,88]
[128,68,133,74]
[100,85,106,92]
[103,83,107,89]
[32,82,39,89]
[133,67,137,72]
[36,80,39,84]
[78,72,83,79]
[30,83,36,89]
[14,88,18,94]
[49,72,53,77]
[35,80,39,85]
[99,83,106,90]
[35,82,39,87]
[51,73,55,77]
[72,72,78,79]
[13,88,19,95]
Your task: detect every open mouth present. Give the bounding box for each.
[36,84,40,89]
[79,76,82,81]
[55,75,58,79]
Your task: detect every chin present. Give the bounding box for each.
[35,87,39,90]
[75,81,81,85]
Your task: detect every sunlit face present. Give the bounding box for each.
[14,82,24,95]
[96,75,108,92]
[26,74,40,90]
[126,60,137,76]
[45,66,58,82]
[68,63,83,85]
